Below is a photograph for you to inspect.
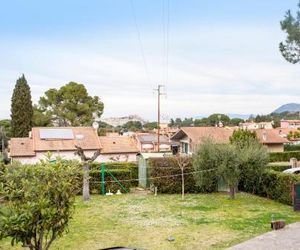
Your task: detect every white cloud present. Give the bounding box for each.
[1,23,300,120]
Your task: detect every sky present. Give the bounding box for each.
[1,0,300,122]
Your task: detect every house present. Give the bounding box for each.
[239,122,273,130]
[254,129,289,152]
[10,127,102,164]
[171,127,233,154]
[134,133,172,152]
[280,120,300,129]
[171,127,289,154]
[98,135,139,162]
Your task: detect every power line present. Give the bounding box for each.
[162,0,170,86]
[129,0,152,89]
[165,0,170,86]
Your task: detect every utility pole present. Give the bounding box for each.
[0,126,4,155]
[154,84,166,152]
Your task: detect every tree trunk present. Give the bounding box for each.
[229,186,235,199]
[181,168,185,200]
[82,164,90,201]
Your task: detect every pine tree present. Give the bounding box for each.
[11,75,33,137]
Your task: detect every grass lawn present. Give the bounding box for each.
[1,192,300,250]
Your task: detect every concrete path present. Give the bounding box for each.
[227,222,300,250]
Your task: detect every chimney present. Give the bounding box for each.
[262,131,267,141]
[29,131,32,139]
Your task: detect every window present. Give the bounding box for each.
[181,142,189,154]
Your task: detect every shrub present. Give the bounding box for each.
[238,141,269,193]
[284,144,300,151]
[0,160,81,250]
[266,164,291,172]
[259,170,300,205]
[149,157,199,194]
[269,151,300,162]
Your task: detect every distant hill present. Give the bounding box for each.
[273,103,300,114]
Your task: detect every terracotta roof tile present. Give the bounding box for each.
[172,127,233,144]
[10,138,35,157]
[172,127,288,145]
[31,127,102,152]
[99,136,139,154]
[255,129,289,144]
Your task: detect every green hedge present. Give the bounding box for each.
[269,151,300,162]
[266,164,291,172]
[89,162,138,187]
[149,157,200,194]
[240,169,300,205]
[259,170,300,205]
[89,169,131,194]
[284,144,300,151]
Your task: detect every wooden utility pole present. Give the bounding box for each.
[154,85,165,152]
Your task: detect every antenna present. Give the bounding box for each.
[154,84,166,152]
[92,121,99,130]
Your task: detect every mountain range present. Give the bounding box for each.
[272,103,300,114]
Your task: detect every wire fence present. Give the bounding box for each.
[91,168,217,184]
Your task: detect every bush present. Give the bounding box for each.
[266,164,291,172]
[269,151,300,162]
[149,157,200,194]
[259,170,300,205]
[238,142,269,193]
[0,160,81,250]
[284,144,300,151]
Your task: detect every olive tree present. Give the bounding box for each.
[0,160,81,250]
[193,138,219,193]
[230,129,269,193]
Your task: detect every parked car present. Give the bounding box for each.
[283,167,300,174]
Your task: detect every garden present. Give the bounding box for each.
[1,129,300,250]
[1,193,300,250]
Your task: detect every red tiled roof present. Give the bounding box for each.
[10,138,35,157]
[99,136,139,154]
[10,127,102,157]
[32,127,102,152]
[172,127,233,144]
[255,129,289,144]
[171,127,289,145]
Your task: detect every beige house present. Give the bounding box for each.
[171,127,289,154]
[9,127,139,164]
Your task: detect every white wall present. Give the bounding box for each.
[12,151,138,164]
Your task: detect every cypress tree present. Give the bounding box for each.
[11,75,33,137]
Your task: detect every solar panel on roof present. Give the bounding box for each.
[39,129,74,140]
